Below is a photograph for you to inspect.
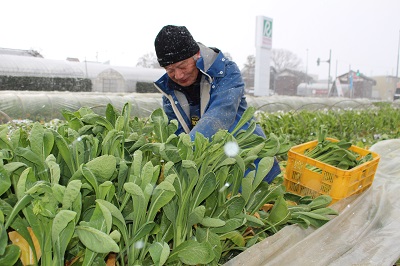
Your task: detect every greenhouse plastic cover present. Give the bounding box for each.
[224,138,400,266]
[0,91,386,123]
[0,91,164,121]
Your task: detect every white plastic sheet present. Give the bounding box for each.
[225,139,400,266]
[1,91,388,123]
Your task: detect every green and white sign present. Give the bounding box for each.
[254,15,273,96]
[263,19,273,38]
[256,16,273,49]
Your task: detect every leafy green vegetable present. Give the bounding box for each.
[304,126,373,170]
[0,102,338,265]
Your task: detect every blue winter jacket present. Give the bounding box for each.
[154,43,280,183]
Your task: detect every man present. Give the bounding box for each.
[153,25,280,183]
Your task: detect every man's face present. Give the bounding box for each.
[164,55,199,87]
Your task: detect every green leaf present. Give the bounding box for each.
[114,116,125,132]
[247,183,284,215]
[236,121,257,144]
[195,227,222,263]
[149,241,170,266]
[62,180,82,210]
[214,157,236,171]
[160,143,182,163]
[241,176,254,203]
[253,156,274,190]
[311,207,339,216]
[131,221,156,242]
[267,195,290,226]
[177,134,193,160]
[292,213,329,228]
[0,223,7,255]
[231,106,256,136]
[140,161,155,190]
[308,195,332,210]
[16,168,36,199]
[163,200,177,224]
[52,210,77,260]
[168,240,215,265]
[220,230,246,247]
[3,162,26,175]
[98,181,113,201]
[81,113,114,131]
[191,172,216,208]
[214,195,245,218]
[0,244,21,265]
[0,166,11,197]
[85,155,117,183]
[95,199,128,244]
[52,184,65,204]
[200,217,226,227]
[121,102,132,131]
[75,225,119,253]
[239,213,265,227]
[14,147,45,175]
[28,122,44,159]
[124,182,146,226]
[105,103,118,126]
[52,129,75,174]
[210,217,246,234]
[96,201,113,233]
[101,129,122,155]
[4,194,33,229]
[45,155,60,185]
[80,164,99,197]
[147,181,175,221]
[187,206,206,228]
[294,211,331,221]
[44,130,55,158]
[151,108,169,142]
[288,217,310,229]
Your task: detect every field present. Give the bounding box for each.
[0,100,399,265]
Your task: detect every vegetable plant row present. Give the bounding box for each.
[0,102,337,265]
[257,101,400,149]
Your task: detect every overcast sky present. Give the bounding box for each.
[2,0,400,80]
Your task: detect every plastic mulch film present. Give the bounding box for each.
[224,139,400,266]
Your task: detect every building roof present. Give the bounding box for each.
[0,54,84,78]
[0,51,165,81]
[0,47,43,58]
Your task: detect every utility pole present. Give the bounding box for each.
[396,30,400,84]
[306,49,309,77]
[328,49,331,93]
[317,49,332,96]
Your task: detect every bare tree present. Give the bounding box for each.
[223,52,232,61]
[136,52,162,68]
[271,49,302,73]
[244,55,255,69]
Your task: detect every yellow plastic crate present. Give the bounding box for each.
[284,138,380,204]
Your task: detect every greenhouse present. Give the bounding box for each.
[0,53,165,92]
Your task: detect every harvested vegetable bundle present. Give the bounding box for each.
[304,126,373,170]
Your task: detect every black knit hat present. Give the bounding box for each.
[154,25,200,67]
